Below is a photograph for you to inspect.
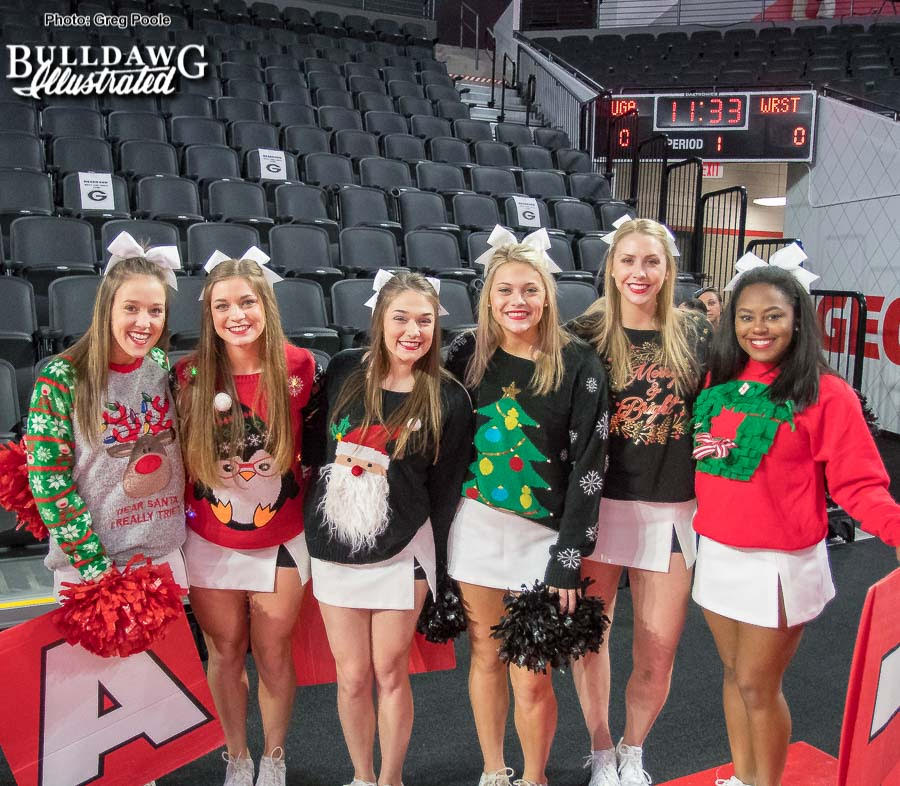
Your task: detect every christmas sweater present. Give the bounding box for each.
[26,349,186,581]
[570,313,710,502]
[446,332,610,590]
[174,343,323,550]
[305,349,474,566]
[692,360,900,550]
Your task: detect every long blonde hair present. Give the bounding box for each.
[68,258,172,443]
[465,243,569,396]
[578,218,700,396]
[331,272,448,462]
[178,259,292,489]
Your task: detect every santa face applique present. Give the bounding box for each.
[318,416,405,555]
[196,405,300,531]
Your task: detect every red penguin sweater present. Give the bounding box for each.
[175,343,323,550]
[693,360,900,551]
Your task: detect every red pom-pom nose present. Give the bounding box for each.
[134,454,163,474]
[351,464,364,477]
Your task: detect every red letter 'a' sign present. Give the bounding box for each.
[838,567,900,786]
[0,610,224,786]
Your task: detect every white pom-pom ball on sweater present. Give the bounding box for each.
[214,392,232,412]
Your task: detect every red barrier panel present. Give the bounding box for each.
[0,610,223,786]
[838,567,900,786]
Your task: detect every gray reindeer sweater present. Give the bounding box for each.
[26,349,185,581]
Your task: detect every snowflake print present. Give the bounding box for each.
[247,433,262,447]
[595,412,609,438]
[47,474,66,490]
[586,523,599,543]
[559,448,568,462]
[288,375,304,397]
[56,523,80,541]
[585,376,598,393]
[47,359,68,377]
[81,540,100,555]
[75,512,91,526]
[579,470,603,495]
[569,430,578,446]
[29,414,49,433]
[30,476,44,493]
[218,442,231,455]
[81,562,106,580]
[556,548,582,571]
[35,446,51,462]
[41,509,56,523]
[46,419,61,436]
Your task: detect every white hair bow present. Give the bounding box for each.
[471,225,562,273]
[363,269,450,315]
[725,243,819,293]
[201,246,283,299]
[599,216,680,257]
[105,230,181,290]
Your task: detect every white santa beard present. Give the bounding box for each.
[317,463,391,555]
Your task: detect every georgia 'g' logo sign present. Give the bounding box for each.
[39,642,212,785]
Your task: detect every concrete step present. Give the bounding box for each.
[470,106,534,123]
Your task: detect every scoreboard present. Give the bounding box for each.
[607,90,817,163]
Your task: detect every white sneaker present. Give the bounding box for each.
[478,768,514,786]
[585,748,620,786]
[715,778,751,786]
[256,747,285,786]
[223,751,255,786]
[616,739,651,786]
[342,780,376,786]
[512,780,547,786]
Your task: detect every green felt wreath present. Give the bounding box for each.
[692,380,795,481]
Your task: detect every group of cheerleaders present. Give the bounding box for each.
[24,218,899,786]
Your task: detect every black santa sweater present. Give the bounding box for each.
[305,349,474,567]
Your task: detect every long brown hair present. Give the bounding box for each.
[68,258,172,442]
[178,259,292,489]
[465,243,569,396]
[331,272,448,462]
[577,218,700,396]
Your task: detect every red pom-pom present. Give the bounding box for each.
[54,556,187,658]
[0,440,48,541]
[351,464,364,477]
[509,456,524,472]
[465,486,479,499]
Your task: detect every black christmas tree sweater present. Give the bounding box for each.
[569,311,711,502]
[305,349,474,567]
[445,332,610,590]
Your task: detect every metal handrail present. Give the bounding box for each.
[458,0,480,70]
[820,85,899,121]
[810,289,868,390]
[487,27,497,109]
[513,30,605,92]
[524,75,536,127]
[499,53,517,123]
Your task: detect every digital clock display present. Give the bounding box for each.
[603,90,816,163]
[655,95,749,130]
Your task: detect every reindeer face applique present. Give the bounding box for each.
[194,405,300,531]
[103,394,176,498]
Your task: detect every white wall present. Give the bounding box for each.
[785,96,900,432]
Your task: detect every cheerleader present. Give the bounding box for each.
[305,270,472,786]
[25,231,187,604]
[691,264,899,786]
[445,227,609,786]
[174,250,322,786]
[569,219,710,786]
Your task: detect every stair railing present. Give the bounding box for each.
[499,52,517,123]
[458,1,481,70]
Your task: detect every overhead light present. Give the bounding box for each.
[753,196,786,207]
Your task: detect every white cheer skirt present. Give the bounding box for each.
[692,535,836,628]
[52,547,189,601]
[311,520,436,610]
[447,498,558,591]
[587,498,698,573]
[183,528,311,592]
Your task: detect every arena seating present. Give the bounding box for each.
[530,22,900,110]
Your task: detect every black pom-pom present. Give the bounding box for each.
[489,579,610,674]
[417,574,468,643]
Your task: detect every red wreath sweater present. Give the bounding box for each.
[175,343,324,550]
[693,360,900,551]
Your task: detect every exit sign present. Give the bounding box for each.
[702,162,724,178]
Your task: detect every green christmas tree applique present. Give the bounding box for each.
[692,379,795,482]
[463,382,550,518]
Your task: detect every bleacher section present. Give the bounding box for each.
[531,21,900,111]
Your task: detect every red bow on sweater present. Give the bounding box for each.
[692,432,737,461]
